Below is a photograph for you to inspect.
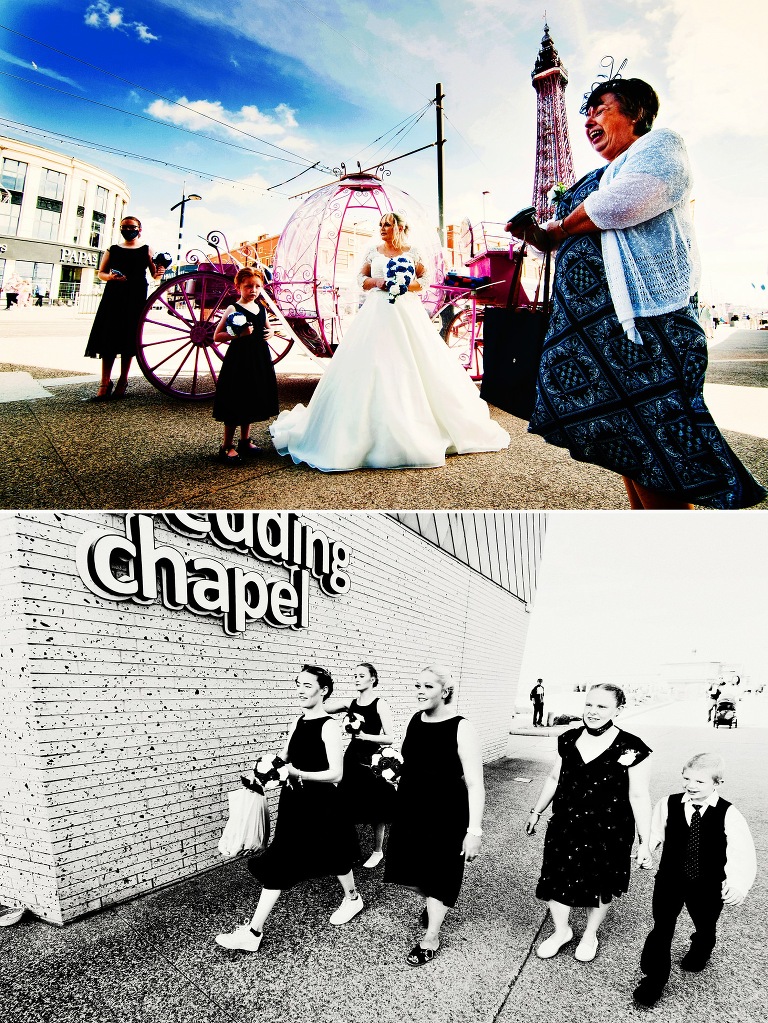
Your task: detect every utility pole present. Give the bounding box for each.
[435,82,445,246]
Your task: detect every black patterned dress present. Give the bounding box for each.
[529,170,766,509]
[212,301,279,424]
[535,726,651,907]
[247,715,359,890]
[341,698,396,824]
[384,713,469,907]
[85,244,151,359]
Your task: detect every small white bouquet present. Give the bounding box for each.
[343,712,364,735]
[370,746,404,784]
[252,754,291,790]
[385,256,415,304]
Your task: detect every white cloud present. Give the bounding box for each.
[145,96,308,147]
[83,2,159,43]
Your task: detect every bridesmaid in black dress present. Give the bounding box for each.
[385,665,485,966]
[525,683,652,963]
[326,662,396,868]
[215,665,361,952]
[84,216,163,400]
[212,266,279,464]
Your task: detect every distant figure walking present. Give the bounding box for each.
[530,679,545,727]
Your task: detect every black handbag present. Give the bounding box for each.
[479,244,551,421]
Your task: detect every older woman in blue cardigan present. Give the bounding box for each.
[508,77,765,510]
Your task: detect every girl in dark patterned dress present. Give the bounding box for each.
[385,666,485,967]
[506,77,765,509]
[525,683,652,963]
[326,663,396,868]
[84,216,163,400]
[212,266,279,464]
[215,665,361,952]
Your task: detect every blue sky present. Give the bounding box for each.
[1,0,766,304]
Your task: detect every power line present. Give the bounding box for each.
[0,22,331,171]
[0,71,320,170]
[0,117,289,197]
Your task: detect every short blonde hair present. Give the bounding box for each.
[380,211,409,251]
[683,753,724,784]
[421,664,454,704]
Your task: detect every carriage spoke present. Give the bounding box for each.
[146,339,197,373]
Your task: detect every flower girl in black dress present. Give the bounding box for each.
[212,266,279,464]
[215,665,361,952]
[325,662,397,868]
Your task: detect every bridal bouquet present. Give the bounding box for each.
[225,310,250,336]
[153,251,173,271]
[385,256,415,304]
[370,746,404,784]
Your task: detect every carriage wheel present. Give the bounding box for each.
[444,307,484,381]
[137,271,294,401]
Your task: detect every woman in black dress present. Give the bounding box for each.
[326,662,396,868]
[84,216,162,400]
[215,665,361,952]
[212,266,279,464]
[526,683,652,963]
[385,665,485,966]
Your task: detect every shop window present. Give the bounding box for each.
[14,260,53,297]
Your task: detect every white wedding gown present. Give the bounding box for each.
[269,248,510,472]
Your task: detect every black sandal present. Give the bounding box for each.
[407,944,438,967]
[88,381,113,402]
[238,438,263,457]
[217,445,241,465]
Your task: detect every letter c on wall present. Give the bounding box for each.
[76,527,138,600]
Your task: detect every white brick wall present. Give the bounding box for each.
[0,511,540,924]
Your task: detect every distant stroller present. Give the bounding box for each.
[712,698,737,728]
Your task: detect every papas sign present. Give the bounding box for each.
[75,512,351,634]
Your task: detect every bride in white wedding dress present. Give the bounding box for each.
[269,211,510,472]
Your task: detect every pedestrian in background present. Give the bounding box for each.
[530,679,545,727]
[633,753,756,1007]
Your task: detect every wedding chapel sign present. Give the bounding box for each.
[75,512,352,635]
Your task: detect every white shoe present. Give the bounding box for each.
[363,850,384,869]
[536,927,574,959]
[574,934,599,962]
[215,922,263,951]
[329,894,364,926]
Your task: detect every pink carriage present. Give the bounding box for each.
[135,173,533,399]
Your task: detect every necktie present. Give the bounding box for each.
[684,804,702,879]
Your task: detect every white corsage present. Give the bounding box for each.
[370,746,404,784]
[385,256,415,304]
[618,750,639,767]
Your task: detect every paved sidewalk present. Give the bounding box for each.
[2,720,765,1023]
[0,313,766,510]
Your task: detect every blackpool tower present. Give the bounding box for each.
[531,24,575,221]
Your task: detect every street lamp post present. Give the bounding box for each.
[170,192,202,273]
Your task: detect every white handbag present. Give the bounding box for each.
[218,785,270,857]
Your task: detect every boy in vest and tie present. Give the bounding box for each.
[633,753,756,1007]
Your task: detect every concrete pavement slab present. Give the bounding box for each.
[2,713,764,1023]
[0,372,55,403]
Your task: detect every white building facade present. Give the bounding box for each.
[0,136,130,302]
[0,510,545,925]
